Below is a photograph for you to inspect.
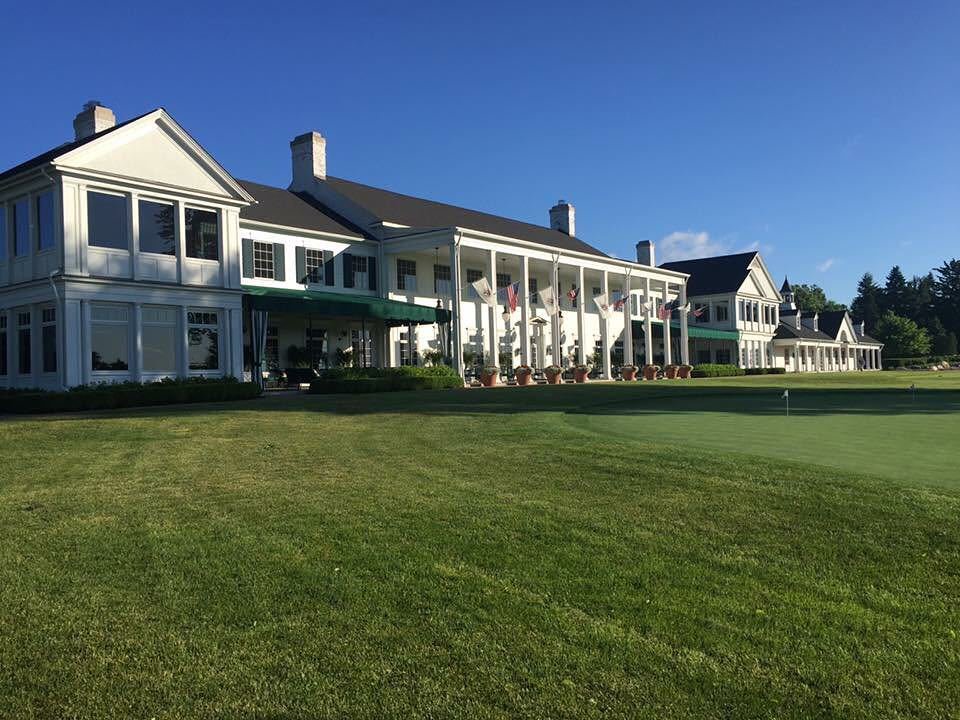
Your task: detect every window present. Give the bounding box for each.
[142,306,177,373]
[306,328,326,369]
[694,303,710,323]
[138,199,175,255]
[716,349,731,364]
[754,347,761,366]
[399,329,415,366]
[754,302,760,324]
[352,255,369,289]
[397,259,417,292]
[738,300,745,322]
[87,192,127,250]
[466,268,483,299]
[592,286,601,298]
[496,273,511,289]
[253,241,274,279]
[0,207,6,261]
[37,191,55,251]
[188,311,220,371]
[715,302,728,322]
[91,304,130,371]
[266,326,280,369]
[305,249,324,283]
[14,199,30,256]
[352,328,372,367]
[433,264,451,295]
[0,314,6,376]
[529,277,539,304]
[741,347,748,367]
[41,307,56,373]
[185,208,218,260]
[17,311,31,374]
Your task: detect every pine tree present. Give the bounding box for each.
[882,266,909,317]
[850,273,881,330]
[933,259,960,338]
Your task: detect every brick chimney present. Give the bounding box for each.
[636,240,655,266]
[549,200,575,236]
[73,101,116,141]
[290,131,326,190]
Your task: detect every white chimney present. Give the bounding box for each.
[636,240,655,266]
[73,101,116,141]
[290,131,326,190]
[549,200,575,236]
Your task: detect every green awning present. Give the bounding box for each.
[243,286,451,327]
[633,320,740,341]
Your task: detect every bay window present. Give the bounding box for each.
[185,208,218,260]
[142,306,177,373]
[87,191,128,249]
[41,307,56,373]
[91,304,130,371]
[138,199,176,255]
[37,191,55,251]
[188,310,220,371]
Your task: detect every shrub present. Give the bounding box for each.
[0,377,259,415]
[310,364,463,394]
[766,367,787,374]
[690,363,745,378]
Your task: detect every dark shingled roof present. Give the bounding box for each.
[774,322,833,341]
[238,180,361,238]
[0,110,155,184]
[659,251,759,296]
[817,310,850,340]
[321,176,610,257]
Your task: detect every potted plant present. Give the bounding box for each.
[574,363,591,383]
[642,364,660,381]
[514,364,533,386]
[544,364,563,385]
[678,364,693,379]
[620,364,639,381]
[664,364,680,379]
[480,366,500,387]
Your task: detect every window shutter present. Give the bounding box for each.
[273,243,285,282]
[295,246,306,283]
[342,252,354,288]
[242,237,254,278]
[368,256,377,292]
[323,250,334,286]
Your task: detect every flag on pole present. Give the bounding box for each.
[593,293,612,320]
[505,282,520,313]
[692,304,706,318]
[567,286,580,303]
[658,299,680,319]
[781,389,789,399]
[471,276,497,307]
[613,293,630,311]
[539,286,559,316]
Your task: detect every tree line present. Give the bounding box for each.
[790,260,960,358]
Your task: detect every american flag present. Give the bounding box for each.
[567,286,580,303]
[612,293,629,311]
[505,282,520,313]
[692,304,706,318]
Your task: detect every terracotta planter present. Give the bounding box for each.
[664,365,679,379]
[515,372,532,386]
[574,368,590,383]
[642,365,659,381]
[545,371,562,385]
[678,365,693,379]
[480,373,498,387]
[621,367,638,381]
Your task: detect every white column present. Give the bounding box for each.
[449,241,463,376]
[520,255,530,366]
[576,265,586,364]
[551,258,562,366]
[229,308,244,378]
[679,282,689,365]
[132,303,143,382]
[622,275,633,367]
[662,284,672,366]
[643,276,653,368]
[80,300,92,386]
[601,270,611,379]
[487,249,497,366]
[179,306,190,377]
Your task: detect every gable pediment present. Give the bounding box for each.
[739,262,779,299]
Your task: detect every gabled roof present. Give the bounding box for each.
[659,251,759,296]
[774,323,833,341]
[817,310,850,340]
[238,180,361,238]
[780,276,793,293]
[0,109,154,184]
[320,176,610,257]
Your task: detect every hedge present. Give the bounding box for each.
[744,367,787,375]
[310,365,463,394]
[882,355,960,370]
[690,364,745,378]
[0,377,260,415]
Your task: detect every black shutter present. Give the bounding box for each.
[323,250,334,286]
[242,237,254,278]
[295,246,306,283]
[273,243,285,282]
[368,256,377,292]
[342,252,354,288]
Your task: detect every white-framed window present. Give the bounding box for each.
[694,303,710,323]
[37,191,55,251]
[352,255,369,289]
[496,273,511,289]
[352,328,372,367]
[41,306,56,373]
[14,198,30,256]
[142,306,177,373]
[0,313,6,376]
[305,249,324,283]
[187,310,220,371]
[91,303,130,371]
[138,199,176,255]
[185,207,219,260]
[466,268,483,299]
[17,310,31,374]
[253,241,275,279]
[87,191,128,250]
[715,302,729,322]
[397,259,417,291]
[529,277,539,304]
[266,325,279,369]
[0,206,7,262]
[433,264,451,295]
[305,327,327,369]
[741,347,748,367]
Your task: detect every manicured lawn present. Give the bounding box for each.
[2,372,959,718]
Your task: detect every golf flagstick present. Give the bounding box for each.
[782,388,789,416]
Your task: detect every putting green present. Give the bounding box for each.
[576,388,960,486]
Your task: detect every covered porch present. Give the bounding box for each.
[634,320,739,366]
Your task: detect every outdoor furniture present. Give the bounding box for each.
[284,367,319,388]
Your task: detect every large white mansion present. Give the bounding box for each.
[0,103,880,391]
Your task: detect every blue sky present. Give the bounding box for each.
[1,0,956,302]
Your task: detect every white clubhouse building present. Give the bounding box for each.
[0,103,881,391]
